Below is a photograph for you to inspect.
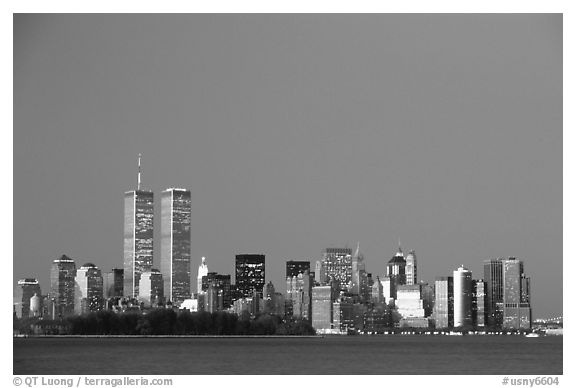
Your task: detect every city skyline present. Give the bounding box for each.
[13,14,562,318]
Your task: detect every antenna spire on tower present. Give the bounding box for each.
[137,153,142,190]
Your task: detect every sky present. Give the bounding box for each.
[13,14,562,318]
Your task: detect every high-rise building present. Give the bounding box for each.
[351,243,368,300]
[74,263,104,315]
[201,272,232,309]
[473,279,487,328]
[434,276,453,329]
[311,285,333,331]
[321,247,353,290]
[453,266,473,328]
[124,154,154,298]
[396,284,425,318]
[405,250,418,286]
[502,258,531,330]
[161,188,192,306]
[14,278,41,319]
[314,260,325,284]
[103,268,124,299]
[286,270,313,320]
[197,257,209,294]
[371,276,384,304]
[483,258,504,328]
[235,254,266,298]
[381,276,392,303]
[419,281,435,317]
[386,246,406,299]
[286,260,311,279]
[50,255,77,317]
[138,269,164,307]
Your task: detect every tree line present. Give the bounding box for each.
[15,309,316,336]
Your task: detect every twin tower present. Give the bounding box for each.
[123,155,192,305]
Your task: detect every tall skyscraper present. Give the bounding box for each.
[14,278,41,319]
[405,250,418,285]
[386,245,406,299]
[502,257,531,329]
[74,263,104,315]
[161,188,192,306]
[311,285,334,331]
[201,272,232,309]
[483,258,504,328]
[473,279,487,328]
[286,270,313,320]
[320,247,353,290]
[434,276,454,329]
[351,243,368,299]
[50,255,76,317]
[453,266,473,328]
[124,154,154,298]
[235,254,266,298]
[197,257,209,294]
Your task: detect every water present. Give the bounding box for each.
[13,335,562,375]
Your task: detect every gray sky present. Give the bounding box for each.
[13,14,562,318]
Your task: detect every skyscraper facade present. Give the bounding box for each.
[351,243,368,299]
[311,285,333,331]
[453,266,473,328]
[103,268,124,299]
[123,156,154,299]
[197,257,209,294]
[502,258,531,329]
[286,270,313,320]
[405,250,418,286]
[14,278,41,319]
[161,188,192,306]
[473,279,487,328]
[74,263,104,315]
[386,246,406,299]
[50,255,76,317]
[201,272,232,309]
[286,260,311,279]
[483,258,504,328]
[235,254,266,298]
[138,269,164,307]
[321,247,352,290]
[434,276,454,329]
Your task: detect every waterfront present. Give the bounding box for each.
[13,335,562,375]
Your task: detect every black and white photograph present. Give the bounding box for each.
[9,6,569,384]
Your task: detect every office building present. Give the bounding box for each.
[483,258,504,328]
[201,272,232,309]
[103,268,124,299]
[420,281,435,317]
[14,278,41,319]
[161,188,192,306]
[473,279,487,328]
[287,270,313,320]
[74,263,104,315]
[332,294,355,333]
[320,247,352,290]
[502,258,531,330]
[50,255,77,317]
[434,276,453,329]
[311,285,333,331]
[386,246,406,299]
[405,250,418,285]
[235,254,265,297]
[381,276,392,303]
[371,276,384,304]
[314,260,325,285]
[351,243,369,300]
[286,260,311,279]
[453,266,473,328]
[396,284,425,318]
[138,269,164,307]
[197,257,209,294]
[124,155,154,298]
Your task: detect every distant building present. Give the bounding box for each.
[196,257,209,294]
[124,155,154,298]
[351,243,368,300]
[103,268,124,299]
[483,258,504,328]
[138,269,164,307]
[14,278,41,319]
[320,247,353,290]
[405,250,418,286]
[386,245,406,299]
[235,254,265,298]
[311,285,334,331]
[419,281,435,317]
[286,260,311,279]
[396,284,425,318]
[30,293,42,318]
[473,279,487,328]
[50,255,77,317]
[286,270,313,320]
[74,263,104,315]
[371,276,384,304]
[502,258,532,330]
[453,266,473,328]
[314,260,325,285]
[381,276,392,303]
[434,276,453,329]
[201,272,232,308]
[161,188,192,306]
[333,294,355,333]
